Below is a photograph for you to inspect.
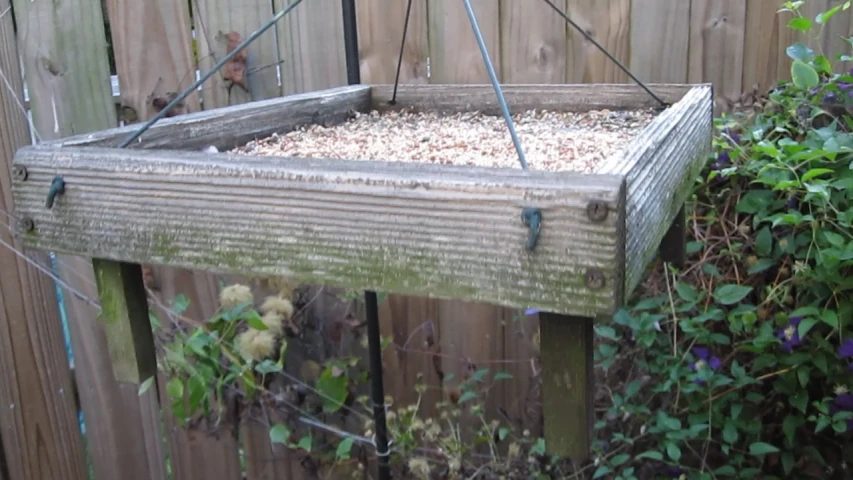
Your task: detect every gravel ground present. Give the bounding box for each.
[231,108,659,173]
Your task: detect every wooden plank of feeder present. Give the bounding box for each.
[368,82,695,114]
[597,84,713,298]
[539,313,594,459]
[11,144,626,318]
[50,84,371,152]
[91,260,157,384]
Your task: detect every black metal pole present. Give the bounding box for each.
[340,2,390,478]
[365,291,391,480]
[341,0,361,85]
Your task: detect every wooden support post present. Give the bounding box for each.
[539,313,595,460]
[91,259,158,386]
[658,205,687,269]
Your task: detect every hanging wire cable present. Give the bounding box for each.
[461,0,528,170]
[541,0,668,108]
[390,0,414,105]
[117,0,305,148]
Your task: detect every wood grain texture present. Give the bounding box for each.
[193,0,283,106]
[356,0,429,84]
[688,0,746,113]
[629,0,690,83]
[91,260,157,384]
[54,85,371,151]
[105,0,199,121]
[276,0,348,94]
[565,0,632,83]
[428,0,501,83]
[0,1,88,477]
[539,314,593,459]
[598,85,714,298]
[12,145,626,317]
[369,83,694,115]
[11,0,116,138]
[500,0,568,83]
[9,0,171,478]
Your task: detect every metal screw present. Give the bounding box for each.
[12,166,27,182]
[584,268,606,290]
[586,200,609,223]
[19,217,34,233]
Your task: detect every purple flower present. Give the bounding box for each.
[830,392,853,432]
[661,465,686,478]
[777,317,804,353]
[786,194,799,210]
[524,308,539,316]
[839,339,853,358]
[690,346,721,384]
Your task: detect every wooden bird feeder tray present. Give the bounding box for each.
[10,83,713,459]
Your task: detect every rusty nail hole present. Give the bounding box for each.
[586,200,609,222]
[12,166,28,181]
[585,268,605,290]
[19,217,34,233]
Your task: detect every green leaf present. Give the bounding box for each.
[493,371,513,381]
[754,227,773,256]
[498,427,510,441]
[636,450,663,461]
[715,465,737,476]
[791,59,820,89]
[788,16,813,31]
[787,41,815,61]
[297,435,313,452]
[166,378,184,401]
[782,452,796,475]
[458,391,478,404]
[593,466,612,479]
[783,415,804,445]
[748,258,776,274]
[797,317,819,338]
[713,284,753,305]
[269,423,291,445]
[802,167,834,182]
[722,421,739,444]
[316,366,349,413]
[595,325,618,341]
[244,310,269,331]
[666,442,682,462]
[610,454,630,466]
[138,376,155,396]
[336,437,354,460]
[676,282,700,302]
[749,442,780,455]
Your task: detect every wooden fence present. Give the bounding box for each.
[1,0,851,478]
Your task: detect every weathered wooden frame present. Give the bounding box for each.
[10,83,713,460]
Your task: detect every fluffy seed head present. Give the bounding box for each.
[236,329,276,361]
[220,284,253,311]
[260,296,294,320]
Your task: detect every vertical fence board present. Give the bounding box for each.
[565,0,632,83]
[102,0,247,478]
[193,0,283,106]
[629,0,690,82]
[356,0,430,84]
[742,0,787,92]
[276,0,347,95]
[10,0,171,478]
[823,0,853,72]
[500,0,568,83]
[688,0,747,113]
[428,0,501,83]
[0,2,88,478]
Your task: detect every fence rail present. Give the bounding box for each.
[0,0,849,479]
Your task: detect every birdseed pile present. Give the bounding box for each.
[231,108,659,173]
